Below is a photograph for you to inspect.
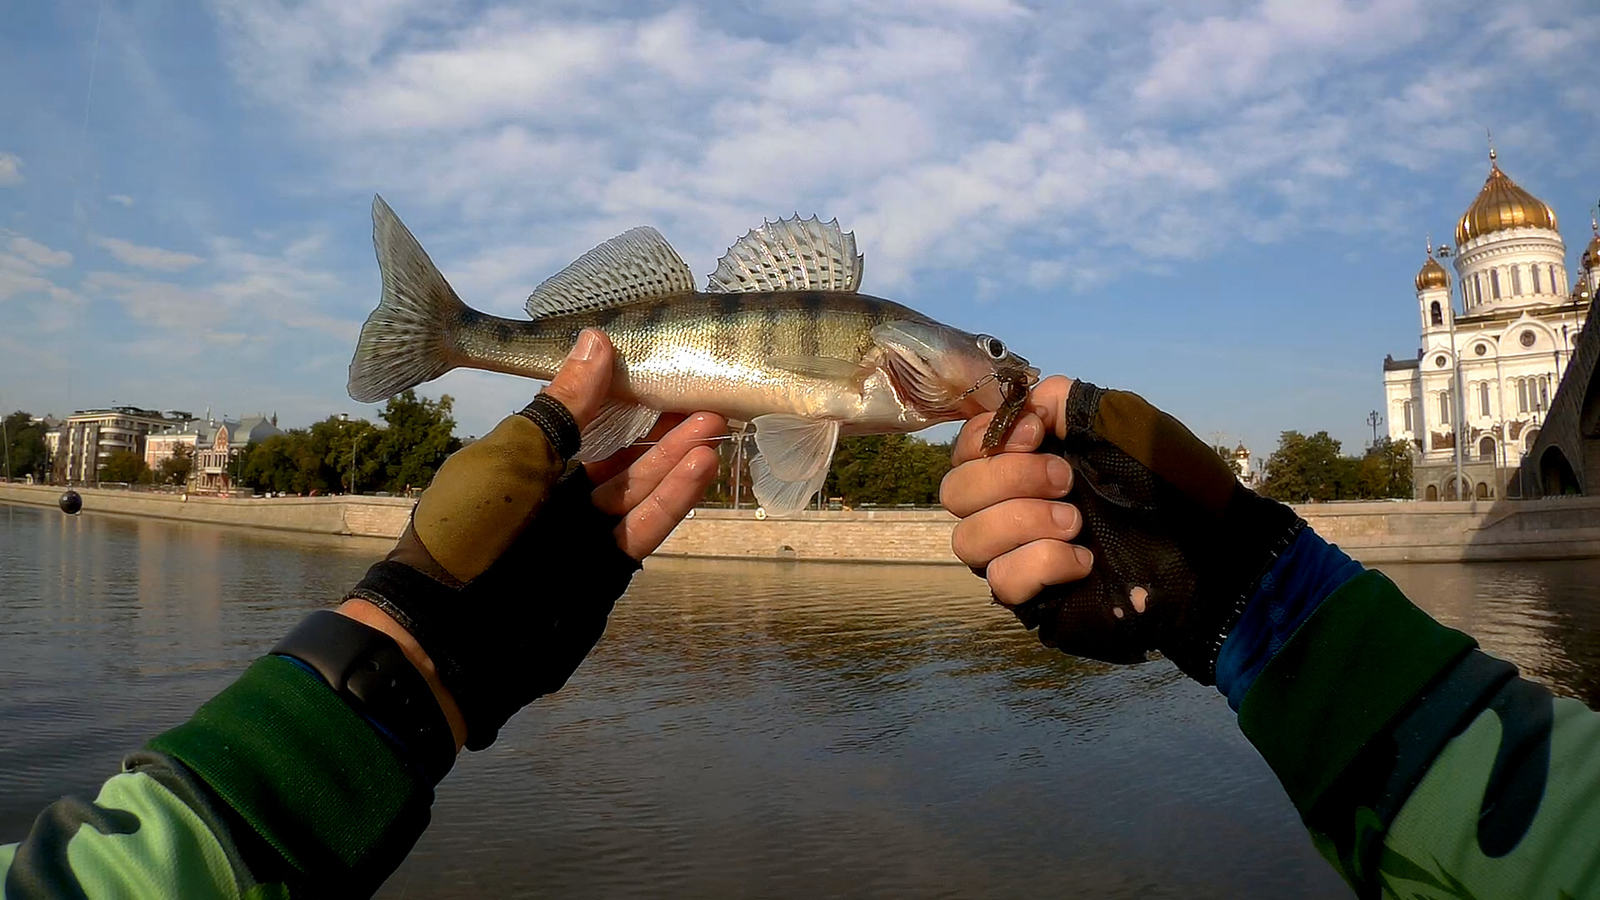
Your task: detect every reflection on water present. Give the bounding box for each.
[4,503,1599,898]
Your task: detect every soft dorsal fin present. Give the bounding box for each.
[526,227,696,318]
[705,215,864,294]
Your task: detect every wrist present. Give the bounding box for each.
[337,598,469,752]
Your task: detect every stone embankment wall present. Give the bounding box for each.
[4,483,1598,564]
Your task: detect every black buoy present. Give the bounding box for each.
[59,490,83,515]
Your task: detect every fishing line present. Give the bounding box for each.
[72,0,109,235]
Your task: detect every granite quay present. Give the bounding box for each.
[3,482,1598,565]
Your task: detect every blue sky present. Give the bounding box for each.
[3,0,1597,457]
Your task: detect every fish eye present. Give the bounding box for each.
[979,335,1006,360]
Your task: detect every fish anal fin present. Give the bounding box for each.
[526,227,695,319]
[766,355,870,382]
[749,450,830,518]
[751,414,839,483]
[574,400,662,463]
[706,215,864,294]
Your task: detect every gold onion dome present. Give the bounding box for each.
[1416,254,1449,291]
[1455,150,1558,245]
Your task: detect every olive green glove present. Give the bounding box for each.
[1014,380,1306,683]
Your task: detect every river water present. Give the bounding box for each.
[4,503,1600,898]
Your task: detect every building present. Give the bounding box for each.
[193,414,282,493]
[60,407,173,484]
[1382,148,1596,501]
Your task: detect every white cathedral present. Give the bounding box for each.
[1382,148,1600,501]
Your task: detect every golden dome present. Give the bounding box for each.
[1415,254,1449,291]
[1455,151,1558,245]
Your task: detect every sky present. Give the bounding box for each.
[2,0,1598,457]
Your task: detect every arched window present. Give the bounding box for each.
[1402,399,1413,432]
[1525,428,1540,450]
[1517,378,1529,413]
[1490,269,1502,299]
[1476,482,1491,500]
[1426,484,1439,501]
[1430,301,1442,325]
[1533,265,1543,293]
[1439,390,1451,425]
[1479,435,1495,462]
[1510,266,1523,295]
[1472,274,1483,306]
[1478,382,1490,417]
[1538,376,1549,410]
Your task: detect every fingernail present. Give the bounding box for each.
[1073,545,1093,568]
[1046,457,1072,493]
[568,329,601,362]
[1051,503,1077,532]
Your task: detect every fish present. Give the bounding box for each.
[348,195,1040,516]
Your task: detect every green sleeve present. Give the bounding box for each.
[1239,570,1600,898]
[3,655,435,898]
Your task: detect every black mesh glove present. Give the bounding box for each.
[1010,380,1305,684]
[350,466,641,750]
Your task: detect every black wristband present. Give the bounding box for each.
[518,393,582,459]
[271,610,456,786]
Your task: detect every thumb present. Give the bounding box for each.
[540,328,614,428]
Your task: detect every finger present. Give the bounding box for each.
[613,445,720,560]
[986,539,1094,606]
[583,413,689,486]
[951,412,1044,465]
[1026,375,1074,440]
[538,329,615,427]
[591,413,727,517]
[951,498,1081,569]
[940,453,1074,518]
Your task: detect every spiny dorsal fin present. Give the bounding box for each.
[705,214,864,294]
[526,227,695,318]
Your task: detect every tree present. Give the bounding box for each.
[372,390,460,493]
[99,450,151,485]
[1260,431,1358,502]
[3,411,50,480]
[156,443,194,487]
[1356,437,1414,500]
[823,434,952,506]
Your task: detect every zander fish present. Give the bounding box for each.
[348,196,1039,516]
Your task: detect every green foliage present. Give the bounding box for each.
[156,443,194,486]
[373,390,460,492]
[235,391,460,496]
[3,411,50,479]
[1261,431,1413,502]
[823,434,952,506]
[99,450,151,484]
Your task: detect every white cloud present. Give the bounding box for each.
[107,194,135,207]
[0,153,21,187]
[9,236,73,268]
[92,235,206,271]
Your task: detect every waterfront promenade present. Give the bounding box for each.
[3,482,1598,565]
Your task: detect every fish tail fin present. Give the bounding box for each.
[348,195,467,403]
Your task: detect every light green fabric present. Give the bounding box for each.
[2,771,243,899]
[1378,698,1600,899]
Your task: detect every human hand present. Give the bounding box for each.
[942,376,1092,606]
[942,376,1304,684]
[347,329,724,750]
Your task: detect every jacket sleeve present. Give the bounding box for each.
[1222,531,1600,898]
[2,655,435,899]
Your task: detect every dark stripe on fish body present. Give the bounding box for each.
[716,293,742,358]
[761,303,778,358]
[799,291,824,358]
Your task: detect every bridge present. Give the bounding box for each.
[1519,292,1600,496]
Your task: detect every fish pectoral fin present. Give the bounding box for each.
[574,401,662,463]
[706,215,864,293]
[749,451,831,518]
[525,227,695,319]
[765,356,870,382]
[751,415,840,483]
